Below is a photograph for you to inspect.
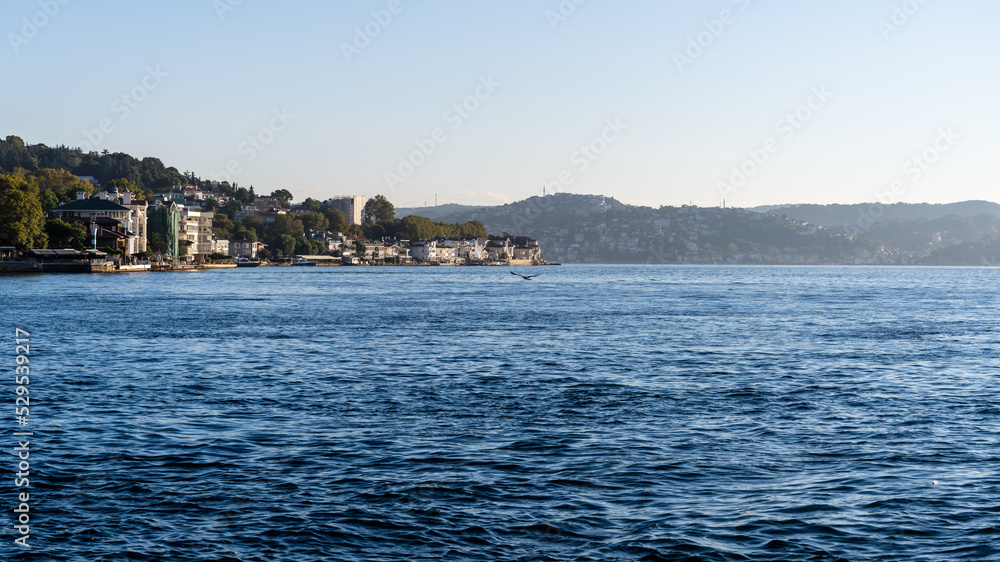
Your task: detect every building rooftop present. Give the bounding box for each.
[55,199,129,212]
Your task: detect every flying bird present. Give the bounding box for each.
[511,271,541,280]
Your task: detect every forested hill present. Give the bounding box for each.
[0,135,192,194]
[396,203,482,221]
[423,193,1000,265]
[751,201,1000,229]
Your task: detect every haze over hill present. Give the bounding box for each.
[751,201,1000,230]
[397,204,482,222]
[405,193,1000,265]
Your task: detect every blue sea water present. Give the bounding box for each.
[3,265,1000,561]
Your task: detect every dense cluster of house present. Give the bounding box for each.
[52,188,213,262]
[297,234,542,265]
[48,185,543,266]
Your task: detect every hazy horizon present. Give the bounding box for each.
[4,0,998,209]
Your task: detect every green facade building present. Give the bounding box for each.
[147,201,180,257]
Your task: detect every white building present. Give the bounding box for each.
[90,189,148,255]
[410,241,458,264]
[440,237,488,262]
[212,239,230,255]
[178,207,215,258]
[323,196,366,226]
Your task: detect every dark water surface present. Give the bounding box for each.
[3,265,1000,561]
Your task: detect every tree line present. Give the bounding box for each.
[213,193,486,259]
[0,136,487,256]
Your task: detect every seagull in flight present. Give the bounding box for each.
[511,271,541,280]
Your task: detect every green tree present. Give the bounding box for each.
[233,227,257,242]
[362,222,387,240]
[15,168,92,203]
[220,199,241,218]
[301,197,323,212]
[364,194,395,224]
[294,237,313,255]
[323,207,348,234]
[39,189,59,215]
[148,232,168,256]
[270,189,293,207]
[457,220,487,238]
[0,174,47,251]
[398,215,438,240]
[44,219,87,249]
[268,214,305,239]
[354,239,367,257]
[299,211,329,232]
[213,213,236,239]
[242,215,266,239]
[278,234,297,256]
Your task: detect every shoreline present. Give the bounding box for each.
[4,261,997,274]
[0,261,559,274]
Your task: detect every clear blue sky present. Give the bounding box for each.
[3,0,998,208]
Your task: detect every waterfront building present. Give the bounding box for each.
[179,207,215,260]
[485,239,513,262]
[148,200,181,257]
[410,240,458,264]
[384,241,411,263]
[212,239,230,255]
[230,240,262,259]
[512,237,542,264]
[94,189,148,254]
[306,230,343,253]
[53,195,138,255]
[440,237,489,262]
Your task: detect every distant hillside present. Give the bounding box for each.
[433,193,857,264]
[750,201,1000,230]
[429,193,1000,265]
[396,203,486,221]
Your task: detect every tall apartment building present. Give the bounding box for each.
[323,196,367,226]
[148,200,180,257]
[179,207,215,259]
